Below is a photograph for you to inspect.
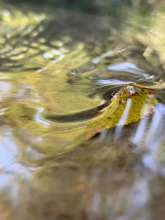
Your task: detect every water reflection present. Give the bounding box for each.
[0,1,164,220]
[0,127,18,169]
[145,103,165,147]
[34,107,50,127]
[0,81,11,101]
[115,98,132,139]
[42,49,65,61]
[96,79,132,86]
[132,103,165,175]
[107,62,151,79]
[0,126,34,177]
[0,126,33,208]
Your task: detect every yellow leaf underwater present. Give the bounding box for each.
[86,85,157,138]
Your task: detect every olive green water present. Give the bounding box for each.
[0,2,165,220]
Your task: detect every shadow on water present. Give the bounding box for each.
[0,1,165,220]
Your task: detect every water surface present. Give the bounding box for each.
[0,2,165,220]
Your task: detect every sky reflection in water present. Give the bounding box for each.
[132,103,165,175]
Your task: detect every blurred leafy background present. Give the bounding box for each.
[3,0,162,14]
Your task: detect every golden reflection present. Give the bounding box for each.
[0,3,164,220]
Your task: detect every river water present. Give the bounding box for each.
[0,2,165,220]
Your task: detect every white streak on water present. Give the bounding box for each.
[142,103,165,175]
[145,103,165,148]
[115,98,132,139]
[108,62,153,79]
[96,79,132,86]
[131,104,150,145]
[34,107,50,127]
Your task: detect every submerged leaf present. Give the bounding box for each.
[86,85,157,138]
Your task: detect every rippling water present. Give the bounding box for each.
[0,2,165,220]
